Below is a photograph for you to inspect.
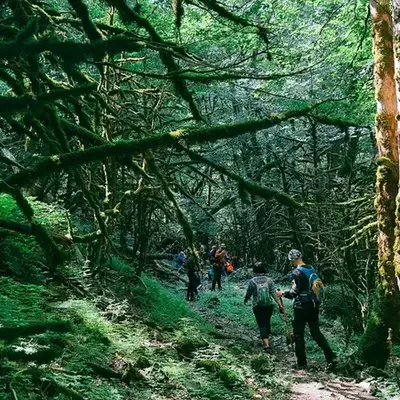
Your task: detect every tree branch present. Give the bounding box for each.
[0,107,311,192]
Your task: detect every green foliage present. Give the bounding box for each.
[322,284,363,333]
[219,367,240,387]
[250,354,275,374]
[129,273,212,331]
[0,194,70,280]
[196,358,221,373]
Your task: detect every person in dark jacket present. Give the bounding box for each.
[212,244,226,290]
[186,250,201,301]
[277,249,336,369]
[244,262,283,351]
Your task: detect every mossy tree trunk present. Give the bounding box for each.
[392,0,400,290]
[360,0,400,368]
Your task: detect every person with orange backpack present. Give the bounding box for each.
[212,244,226,290]
[277,249,336,370]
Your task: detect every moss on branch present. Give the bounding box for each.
[67,0,103,42]
[179,145,304,208]
[0,84,96,114]
[0,107,310,192]
[146,152,196,248]
[313,115,370,129]
[0,35,143,62]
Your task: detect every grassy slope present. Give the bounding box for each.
[1,263,400,400]
[0,268,294,400]
[1,193,399,399]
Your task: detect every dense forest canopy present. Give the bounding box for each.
[0,0,375,261]
[1,0,400,396]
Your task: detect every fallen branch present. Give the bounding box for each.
[151,261,188,283]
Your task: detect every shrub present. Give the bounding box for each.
[196,359,221,373]
[219,368,240,387]
[322,284,363,334]
[250,355,275,374]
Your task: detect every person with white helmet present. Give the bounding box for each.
[277,249,336,370]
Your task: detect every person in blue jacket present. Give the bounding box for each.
[277,249,336,370]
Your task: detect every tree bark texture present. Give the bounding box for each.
[361,0,400,368]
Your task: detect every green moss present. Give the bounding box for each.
[129,273,213,332]
[250,355,275,375]
[176,336,208,358]
[196,359,221,373]
[219,368,240,387]
[0,194,69,279]
[0,277,50,326]
[359,285,400,367]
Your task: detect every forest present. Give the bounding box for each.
[0,0,400,398]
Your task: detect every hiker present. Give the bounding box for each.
[276,249,336,369]
[244,262,283,351]
[186,250,201,301]
[175,251,186,271]
[212,243,226,290]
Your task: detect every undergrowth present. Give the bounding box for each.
[0,257,294,400]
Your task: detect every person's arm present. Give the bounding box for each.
[244,281,254,304]
[282,281,298,299]
[269,279,282,305]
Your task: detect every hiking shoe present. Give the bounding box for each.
[262,346,271,353]
[326,360,337,372]
[326,353,338,371]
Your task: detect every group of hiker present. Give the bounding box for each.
[244,249,336,370]
[175,244,238,295]
[174,245,335,370]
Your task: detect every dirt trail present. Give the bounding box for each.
[291,371,376,400]
[194,281,380,400]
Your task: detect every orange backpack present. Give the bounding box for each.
[226,262,234,273]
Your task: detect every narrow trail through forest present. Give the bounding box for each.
[192,280,378,400]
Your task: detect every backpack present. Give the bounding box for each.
[216,251,225,264]
[226,262,234,273]
[297,266,326,304]
[253,278,272,307]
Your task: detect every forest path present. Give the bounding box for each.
[192,279,377,400]
[290,371,376,400]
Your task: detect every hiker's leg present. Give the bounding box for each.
[214,266,222,289]
[253,306,268,339]
[211,268,217,290]
[265,305,274,337]
[293,309,307,366]
[190,279,196,300]
[307,308,335,362]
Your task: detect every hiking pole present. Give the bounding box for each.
[277,289,294,350]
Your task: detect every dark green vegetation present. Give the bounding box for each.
[1,0,400,397]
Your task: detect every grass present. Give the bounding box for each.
[0,260,254,399]
[0,249,381,400]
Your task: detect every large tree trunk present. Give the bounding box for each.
[393,0,400,287]
[360,0,400,368]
